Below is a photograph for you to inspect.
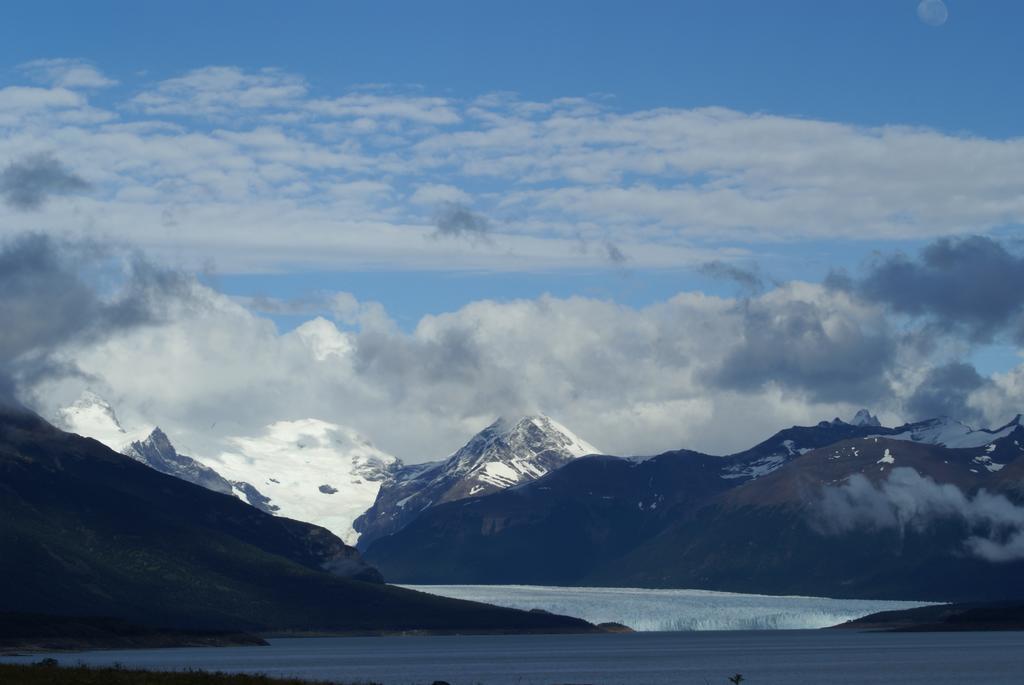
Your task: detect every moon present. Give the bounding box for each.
[917,0,949,26]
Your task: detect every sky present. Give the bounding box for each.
[2,0,1024,462]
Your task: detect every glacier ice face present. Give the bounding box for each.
[403,584,932,632]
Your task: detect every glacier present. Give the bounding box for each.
[402,584,932,631]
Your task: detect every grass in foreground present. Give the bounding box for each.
[0,662,375,685]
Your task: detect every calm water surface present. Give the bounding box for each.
[4,630,1024,685]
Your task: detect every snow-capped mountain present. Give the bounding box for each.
[54,393,394,543]
[56,392,276,510]
[55,391,149,449]
[124,427,236,497]
[206,419,399,545]
[883,414,1023,449]
[364,414,1024,600]
[719,409,890,481]
[850,409,881,427]
[354,415,598,548]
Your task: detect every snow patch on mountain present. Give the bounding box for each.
[55,391,150,449]
[883,415,1021,449]
[207,419,397,545]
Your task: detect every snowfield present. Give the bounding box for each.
[402,584,933,631]
[209,418,397,544]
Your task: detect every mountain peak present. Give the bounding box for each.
[136,426,175,452]
[850,409,881,427]
[483,414,599,458]
[354,415,598,548]
[55,391,129,449]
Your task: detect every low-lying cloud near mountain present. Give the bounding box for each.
[817,467,1024,562]
[4,230,1024,461]
[0,233,191,402]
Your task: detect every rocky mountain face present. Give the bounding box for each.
[124,428,235,497]
[364,411,1024,601]
[354,415,598,549]
[0,406,596,634]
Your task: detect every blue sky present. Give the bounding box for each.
[3,0,1024,455]
[4,1,1022,134]
[6,0,1019,327]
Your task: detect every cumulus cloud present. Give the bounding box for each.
[817,467,1024,562]
[22,260,935,462]
[844,236,1024,344]
[710,284,896,403]
[0,233,191,401]
[19,58,117,89]
[0,153,90,210]
[905,362,991,423]
[130,66,308,116]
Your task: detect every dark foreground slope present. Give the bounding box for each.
[0,613,267,651]
[835,601,1024,632]
[0,408,594,635]
[0,664,328,685]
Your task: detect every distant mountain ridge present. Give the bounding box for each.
[51,393,1024,602]
[364,410,1024,601]
[354,415,599,548]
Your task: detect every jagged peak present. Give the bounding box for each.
[850,409,881,427]
[135,426,175,451]
[60,391,123,427]
[473,414,598,457]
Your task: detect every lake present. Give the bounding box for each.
[401,584,931,631]
[5,631,1024,685]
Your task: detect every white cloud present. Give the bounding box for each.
[410,183,471,206]
[1,65,1023,271]
[130,66,308,116]
[19,58,118,89]
[818,467,1024,562]
[29,278,953,462]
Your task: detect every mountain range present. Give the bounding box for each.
[0,403,595,634]
[363,413,1024,601]
[50,393,1024,601]
[55,395,597,546]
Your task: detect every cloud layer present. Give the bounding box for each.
[2,63,1024,271]
[818,467,1024,562]
[12,234,1020,462]
[0,233,190,401]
